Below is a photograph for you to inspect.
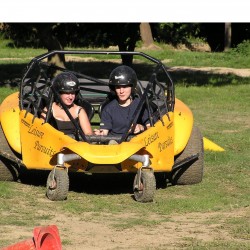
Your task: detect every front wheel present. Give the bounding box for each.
[133,170,156,202]
[46,168,69,201]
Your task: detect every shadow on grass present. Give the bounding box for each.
[169,70,250,86]
[69,172,135,195]
[0,61,249,88]
[18,169,169,195]
[18,169,135,195]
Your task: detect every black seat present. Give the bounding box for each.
[98,93,116,118]
[76,98,95,121]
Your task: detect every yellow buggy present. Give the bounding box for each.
[0,50,204,202]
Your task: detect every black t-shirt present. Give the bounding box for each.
[49,106,82,140]
[100,97,149,136]
[54,117,79,136]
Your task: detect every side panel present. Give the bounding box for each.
[174,98,194,155]
[0,92,21,154]
[131,112,175,172]
[19,110,76,170]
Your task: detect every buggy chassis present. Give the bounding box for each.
[0,50,204,202]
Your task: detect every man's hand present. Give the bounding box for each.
[132,124,145,134]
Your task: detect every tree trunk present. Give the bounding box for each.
[224,23,232,51]
[114,23,140,66]
[140,23,154,47]
[36,24,65,70]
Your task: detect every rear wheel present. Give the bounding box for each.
[0,125,20,181]
[172,126,204,185]
[46,169,69,201]
[133,170,156,202]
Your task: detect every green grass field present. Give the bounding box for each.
[0,46,249,249]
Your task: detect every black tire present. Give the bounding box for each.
[133,170,156,202]
[0,124,20,181]
[46,169,69,201]
[171,126,204,185]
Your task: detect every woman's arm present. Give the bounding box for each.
[78,108,93,135]
[40,107,48,120]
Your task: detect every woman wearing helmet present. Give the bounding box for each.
[94,65,150,136]
[41,72,93,139]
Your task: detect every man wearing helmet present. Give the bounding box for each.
[94,65,150,136]
[41,72,93,139]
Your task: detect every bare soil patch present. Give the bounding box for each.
[2,206,248,249]
[169,66,250,77]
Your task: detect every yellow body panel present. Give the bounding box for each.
[19,110,75,170]
[65,142,144,164]
[131,113,175,172]
[19,108,175,172]
[58,112,174,172]
[0,92,21,154]
[174,98,194,155]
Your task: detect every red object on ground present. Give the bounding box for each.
[1,225,62,250]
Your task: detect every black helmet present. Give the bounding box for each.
[53,72,80,93]
[109,66,137,90]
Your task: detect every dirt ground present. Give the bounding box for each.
[47,208,249,250]
[2,202,249,250]
[168,66,250,77]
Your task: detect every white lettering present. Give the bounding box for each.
[114,75,124,80]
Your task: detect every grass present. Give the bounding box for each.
[1,83,249,248]
[0,46,249,249]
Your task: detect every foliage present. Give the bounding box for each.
[2,23,140,50]
[1,23,141,66]
[152,23,201,46]
[2,23,249,52]
[226,39,250,56]
[199,23,250,52]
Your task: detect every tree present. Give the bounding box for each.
[34,24,66,68]
[105,23,140,66]
[200,23,250,52]
[140,23,154,47]
[3,23,67,67]
[224,23,231,51]
[3,23,142,66]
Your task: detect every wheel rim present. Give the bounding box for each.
[133,170,156,203]
[46,169,69,201]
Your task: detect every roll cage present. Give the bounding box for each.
[19,50,175,143]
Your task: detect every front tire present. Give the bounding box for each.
[133,170,156,202]
[171,126,204,185]
[46,169,69,201]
